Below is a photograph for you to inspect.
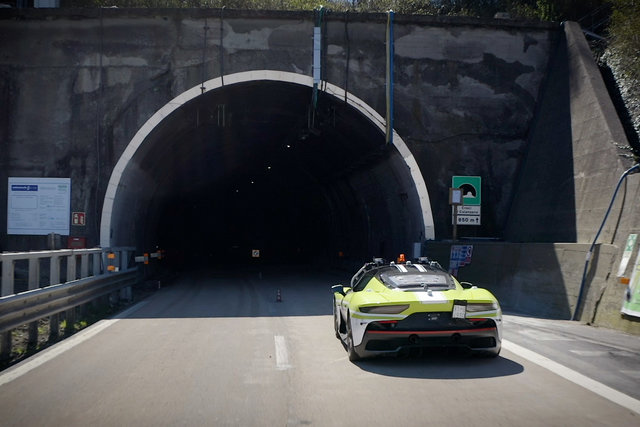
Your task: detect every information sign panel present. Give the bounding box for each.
[7,177,71,235]
[449,244,473,276]
[622,250,640,318]
[451,176,481,225]
[618,234,637,277]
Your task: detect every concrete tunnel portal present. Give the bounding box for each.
[100,71,435,266]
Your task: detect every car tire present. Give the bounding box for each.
[333,300,340,339]
[346,315,361,362]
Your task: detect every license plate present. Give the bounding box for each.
[452,303,466,319]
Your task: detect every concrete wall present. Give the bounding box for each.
[1,10,639,333]
[0,8,556,250]
[506,22,639,247]
[503,21,640,332]
[424,241,640,335]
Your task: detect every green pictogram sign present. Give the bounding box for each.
[451,176,481,226]
[452,176,481,206]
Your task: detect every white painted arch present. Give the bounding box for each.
[99,70,435,247]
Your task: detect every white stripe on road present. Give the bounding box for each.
[0,300,149,388]
[503,339,640,415]
[274,335,291,370]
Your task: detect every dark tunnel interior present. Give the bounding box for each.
[111,81,426,268]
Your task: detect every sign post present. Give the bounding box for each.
[449,187,462,242]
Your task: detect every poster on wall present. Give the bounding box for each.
[622,250,640,318]
[449,244,473,276]
[7,177,71,236]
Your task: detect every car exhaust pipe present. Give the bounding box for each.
[451,333,461,343]
[408,334,419,345]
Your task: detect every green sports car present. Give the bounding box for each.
[332,257,502,361]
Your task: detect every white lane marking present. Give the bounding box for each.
[503,339,640,415]
[274,335,291,370]
[0,300,149,388]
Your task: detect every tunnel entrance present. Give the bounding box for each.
[101,71,434,267]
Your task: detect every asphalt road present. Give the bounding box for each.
[1,267,638,426]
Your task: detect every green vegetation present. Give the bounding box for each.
[604,1,640,155]
[59,0,608,20]
[607,0,639,83]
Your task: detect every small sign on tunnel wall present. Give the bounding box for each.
[72,212,86,226]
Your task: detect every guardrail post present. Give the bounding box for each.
[66,254,76,283]
[64,308,76,336]
[1,258,15,297]
[80,253,89,278]
[28,322,38,350]
[1,331,10,362]
[93,252,102,276]
[50,255,60,286]
[120,286,132,302]
[28,257,40,290]
[49,313,59,341]
[120,249,127,271]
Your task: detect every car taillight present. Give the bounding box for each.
[360,304,409,314]
[466,302,499,312]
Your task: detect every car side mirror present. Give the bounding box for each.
[331,284,346,296]
[460,281,477,289]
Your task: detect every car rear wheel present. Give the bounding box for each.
[333,300,340,339]
[346,315,361,362]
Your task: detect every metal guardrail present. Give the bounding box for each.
[1,247,135,297]
[0,247,140,360]
[0,270,138,334]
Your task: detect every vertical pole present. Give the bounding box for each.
[93,252,101,276]
[67,253,77,282]
[28,322,38,350]
[312,6,324,113]
[449,187,462,243]
[50,255,60,285]
[453,207,458,242]
[64,308,76,336]
[121,249,129,271]
[201,17,209,94]
[385,10,395,145]
[28,257,40,290]
[220,6,225,86]
[0,331,11,362]
[80,253,89,278]
[49,313,60,341]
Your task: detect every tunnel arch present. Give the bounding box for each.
[100,70,435,260]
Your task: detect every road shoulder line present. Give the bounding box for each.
[0,300,149,387]
[502,339,640,415]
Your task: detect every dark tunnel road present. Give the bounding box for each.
[0,268,638,426]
